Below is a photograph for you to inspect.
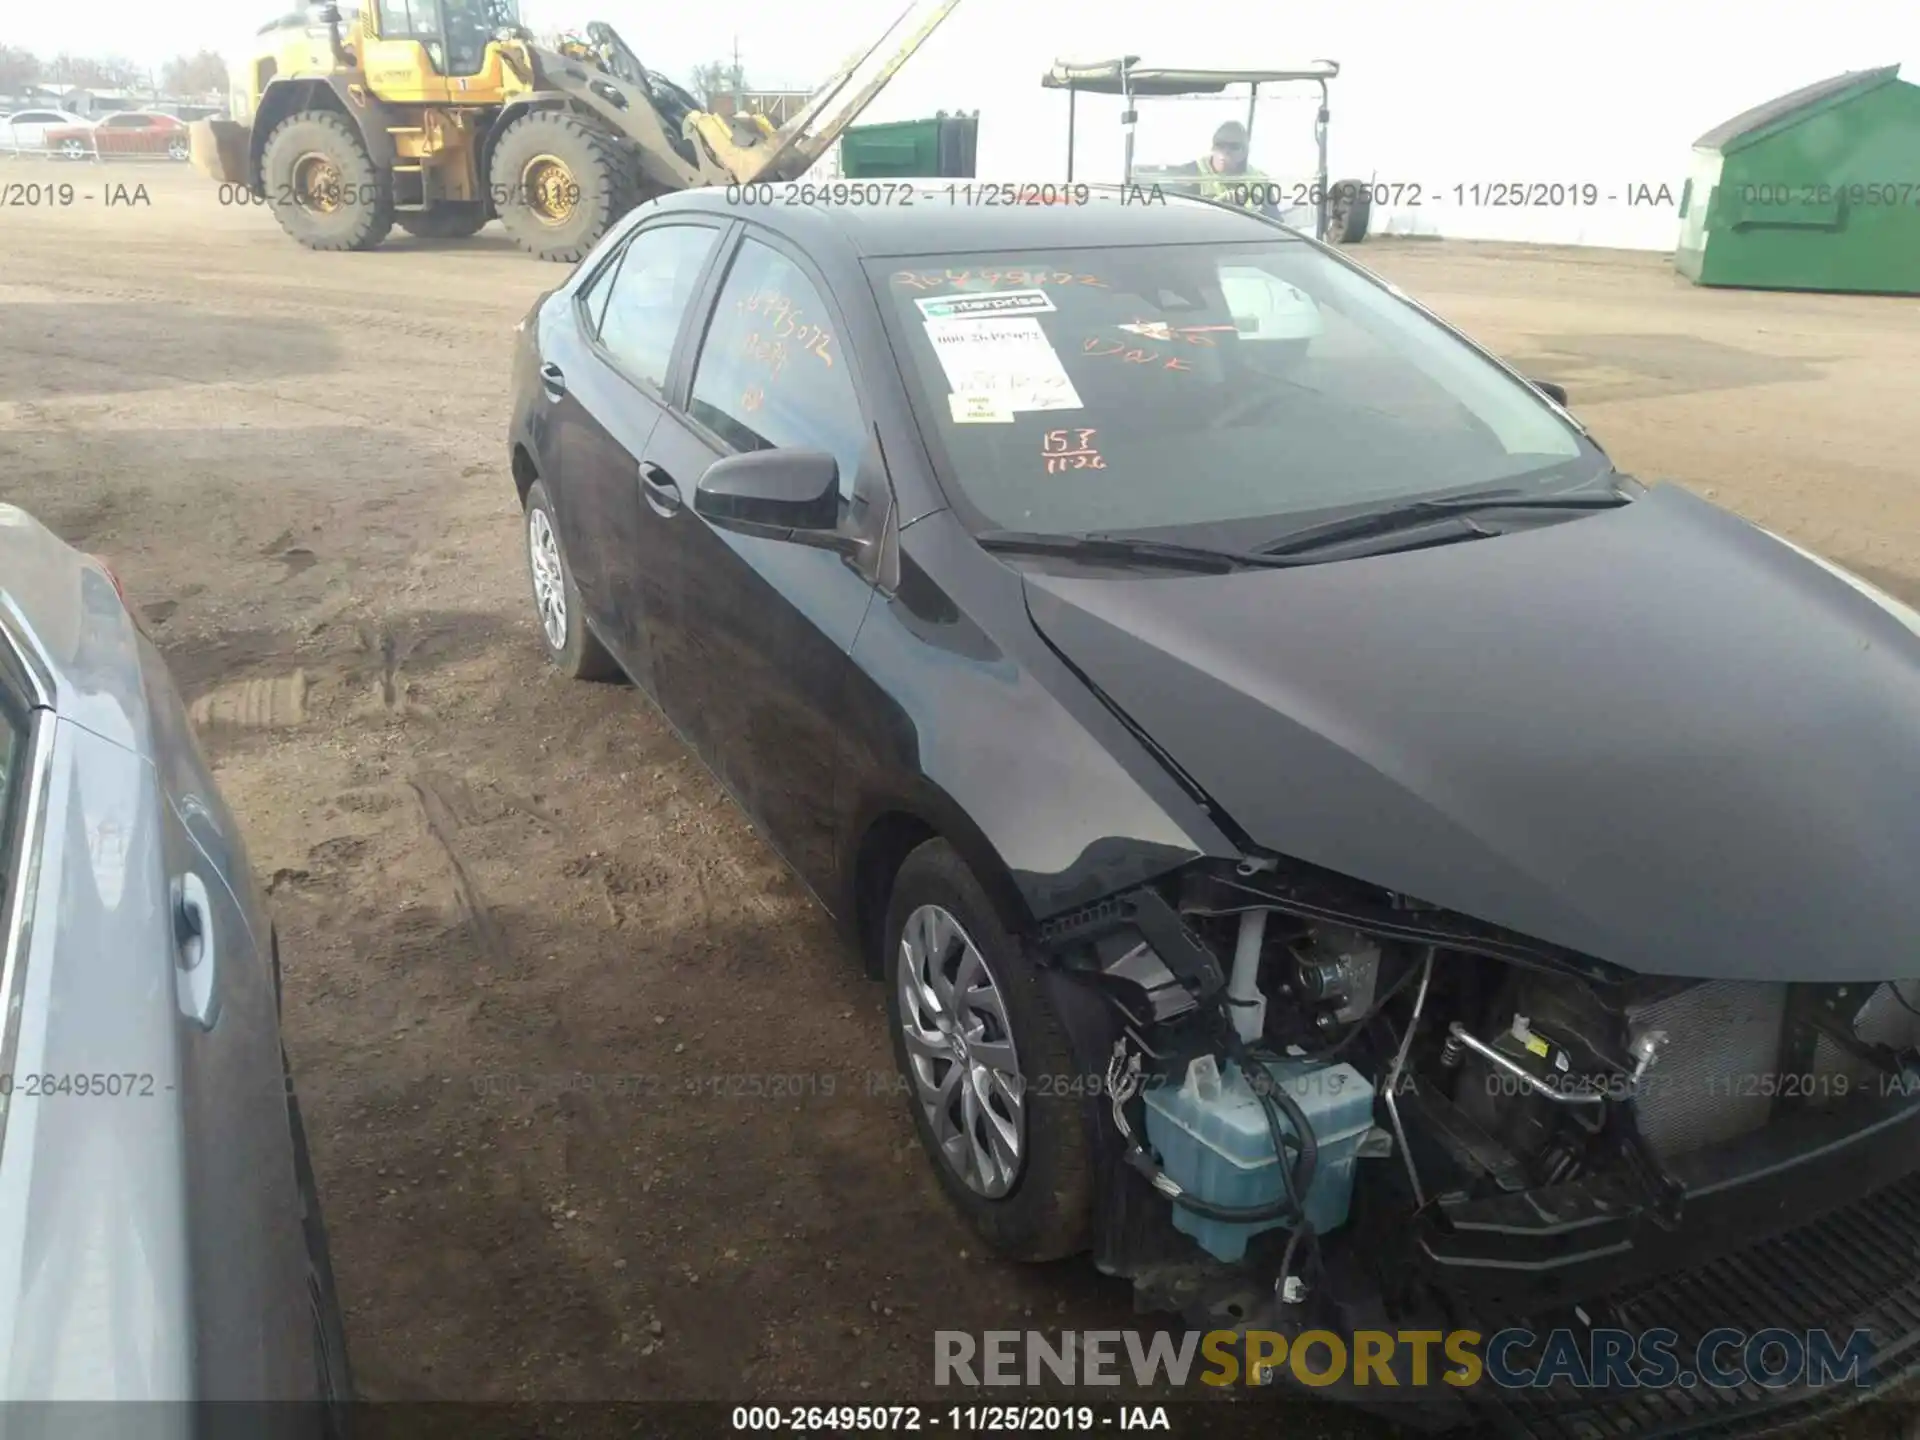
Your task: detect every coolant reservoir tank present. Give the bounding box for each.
[1183,1054,1224,1103]
[1143,1055,1375,1264]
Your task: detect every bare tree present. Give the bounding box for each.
[0,44,40,95]
[45,53,145,90]
[689,58,745,108]
[162,50,229,96]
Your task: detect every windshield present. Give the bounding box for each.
[870,242,1603,540]
[378,0,518,73]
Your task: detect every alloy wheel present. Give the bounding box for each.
[896,903,1026,1198]
[527,505,567,651]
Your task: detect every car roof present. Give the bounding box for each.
[648,182,1297,260]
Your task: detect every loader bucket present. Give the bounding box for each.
[190,119,251,185]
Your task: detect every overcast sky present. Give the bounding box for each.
[5,0,897,84]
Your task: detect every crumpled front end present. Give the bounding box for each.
[1029,851,1920,1431]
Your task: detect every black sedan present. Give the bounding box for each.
[507,185,1920,1431]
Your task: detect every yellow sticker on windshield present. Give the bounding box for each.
[950,392,1015,424]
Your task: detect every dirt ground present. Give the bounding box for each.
[2,163,1917,1432]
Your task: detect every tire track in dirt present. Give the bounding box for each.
[408,772,514,969]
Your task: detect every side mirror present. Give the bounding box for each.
[1531,378,1569,407]
[693,449,841,533]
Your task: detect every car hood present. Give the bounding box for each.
[1020,483,1920,981]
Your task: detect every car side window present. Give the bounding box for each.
[105,115,142,128]
[595,223,722,392]
[689,237,865,498]
[0,687,25,901]
[576,247,621,334]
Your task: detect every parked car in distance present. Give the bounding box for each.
[0,505,351,1422]
[44,110,191,161]
[506,183,1920,1432]
[1,108,89,155]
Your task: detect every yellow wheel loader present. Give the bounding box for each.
[192,0,962,262]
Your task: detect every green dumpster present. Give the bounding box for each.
[1675,64,1920,294]
[840,112,979,179]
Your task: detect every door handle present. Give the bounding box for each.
[639,461,682,517]
[172,873,220,1030]
[539,362,567,399]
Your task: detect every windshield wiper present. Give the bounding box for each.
[1254,483,1633,558]
[977,530,1309,573]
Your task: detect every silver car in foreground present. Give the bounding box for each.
[0,505,349,1432]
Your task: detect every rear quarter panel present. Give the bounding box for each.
[136,632,313,1402]
[0,717,195,1413]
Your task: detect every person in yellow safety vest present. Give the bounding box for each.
[1170,120,1283,218]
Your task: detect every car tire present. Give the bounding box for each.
[523,479,622,682]
[285,1052,354,1429]
[259,110,394,252]
[59,138,88,161]
[167,136,190,162]
[882,839,1093,1262]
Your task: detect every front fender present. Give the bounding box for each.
[247,75,397,190]
[835,510,1239,938]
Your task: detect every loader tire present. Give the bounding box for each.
[260,110,394,252]
[398,203,488,239]
[489,110,640,264]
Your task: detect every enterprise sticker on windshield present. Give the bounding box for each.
[915,288,1056,320]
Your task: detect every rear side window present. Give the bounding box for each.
[688,236,866,496]
[594,223,722,391]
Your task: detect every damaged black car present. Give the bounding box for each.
[506,186,1920,1435]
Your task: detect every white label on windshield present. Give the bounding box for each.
[925,316,1083,412]
[949,391,1015,424]
[915,288,1055,319]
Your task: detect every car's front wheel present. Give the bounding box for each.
[523,479,621,682]
[883,839,1093,1261]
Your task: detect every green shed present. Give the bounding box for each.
[1674,64,1920,294]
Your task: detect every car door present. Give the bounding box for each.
[631,228,887,891]
[547,218,729,684]
[5,111,54,151]
[13,112,67,152]
[131,116,169,156]
[92,114,138,154]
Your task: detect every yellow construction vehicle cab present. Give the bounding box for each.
[193,0,961,261]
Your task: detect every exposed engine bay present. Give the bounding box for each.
[1035,856,1920,1365]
